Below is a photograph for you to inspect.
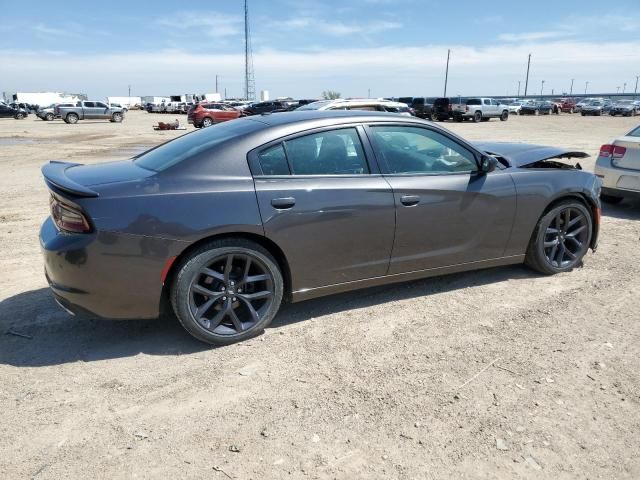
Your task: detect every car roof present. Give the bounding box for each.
[243,110,427,127]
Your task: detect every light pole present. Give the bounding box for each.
[616,86,620,94]
[518,80,521,97]
[540,80,545,97]
[623,82,626,94]
[570,78,574,96]
[443,49,451,96]
[524,53,531,96]
[216,74,219,93]
[636,75,640,98]
[585,81,589,95]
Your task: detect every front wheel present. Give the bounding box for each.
[15,112,25,119]
[201,117,214,127]
[525,201,592,275]
[171,239,284,345]
[111,112,123,122]
[500,110,508,121]
[45,113,54,121]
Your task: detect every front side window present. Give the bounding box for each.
[370,125,477,174]
[96,102,108,108]
[483,99,491,105]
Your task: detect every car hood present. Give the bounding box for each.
[473,142,589,168]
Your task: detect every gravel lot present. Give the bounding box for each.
[1,111,639,479]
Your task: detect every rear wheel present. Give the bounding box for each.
[45,113,54,121]
[15,112,25,119]
[202,117,214,127]
[66,113,79,124]
[525,201,592,275]
[171,239,284,345]
[111,112,123,123]
[600,194,623,204]
[473,111,482,123]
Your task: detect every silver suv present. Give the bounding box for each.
[451,97,510,122]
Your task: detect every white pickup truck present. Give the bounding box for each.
[451,97,510,122]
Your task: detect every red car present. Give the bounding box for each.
[558,98,577,113]
[187,103,242,128]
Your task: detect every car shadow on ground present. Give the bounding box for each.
[602,199,640,220]
[0,265,535,368]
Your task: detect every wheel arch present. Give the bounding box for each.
[160,232,293,315]
[538,192,599,249]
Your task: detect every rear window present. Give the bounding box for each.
[134,120,262,172]
[628,126,640,137]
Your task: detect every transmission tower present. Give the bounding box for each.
[244,0,256,101]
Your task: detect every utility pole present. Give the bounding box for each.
[443,49,451,96]
[540,80,545,97]
[224,87,227,100]
[635,75,640,97]
[367,88,371,98]
[524,53,531,97]
[585,81,589,95]
[517,80,521,97]
[616,86,620,94]
[569,78,574,96]
[623,82,626,94]
[216,75,219,93]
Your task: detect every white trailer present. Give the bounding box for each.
[4,91,82,106]
[107,96,142,108]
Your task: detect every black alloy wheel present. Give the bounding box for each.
[172,239,283,345]
[526,201,592,274]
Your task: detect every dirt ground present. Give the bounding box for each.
[1,111,639,480]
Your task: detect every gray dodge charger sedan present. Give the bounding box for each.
[40,111,601,345]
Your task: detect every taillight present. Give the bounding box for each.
[49,195,92,233]
[612,145,626,159]
[465,106,469,112]
[599,144,613,158]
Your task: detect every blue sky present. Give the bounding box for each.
[2,0,640,99]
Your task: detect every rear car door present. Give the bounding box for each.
[366,123,517,273]
[82,101,97,119]
[250,126,396,292]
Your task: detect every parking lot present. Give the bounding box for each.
[1,111,639,479]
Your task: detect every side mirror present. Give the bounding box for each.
[479,155,498,173]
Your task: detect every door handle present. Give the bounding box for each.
[400,195,420,206]
[271,197,296,209]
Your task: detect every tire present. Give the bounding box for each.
[171,238,284,345]
[111,112,123,123]
[453,116,462,122]
[481,117,490,122]
[500,110,508,121]
[534,109,539,116]
[15,113,24,120]
[45,113,54,121]
[202,117,214,127]
[66,113,79,124]
[473,111,482,123]
[525,200,592,275]
[600,194,623,204]
[581,112,586,116]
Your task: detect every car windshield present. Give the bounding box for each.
[296,100,334,111]
[134,120,262,172]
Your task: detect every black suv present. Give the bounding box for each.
[244,101,291,115]
[0,103,27,119]
[432,97,454,121]
[409,97,436,119]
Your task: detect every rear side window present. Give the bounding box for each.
[84,102,95,107]
[467,99,481,105]
[135,120,262,172]
[256,128,369,176]
[628,126,640,137]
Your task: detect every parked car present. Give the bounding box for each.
[595,124,640,203]
[8,102,31,114]
[520,101,554,115]
[37,103,75,121]
[296,99,413,115]
[244,101,292,115]
[58,101,125,124]
[507,102,524,115]
[581,100,613,116]
[432,97,455,121]
[39,111,600,345]
[0,103,27,119]
[559,99,577,113]
[451,97,510,122]
[408,97,436,119]
[109,102,129,113]
[187,102,243,127]
[609,100,638,117]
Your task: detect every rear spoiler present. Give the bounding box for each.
[42,161,99,198]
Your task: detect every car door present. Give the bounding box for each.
[365,123,517,274]
[95,102,110,118]
[0,105,10,118]
[82,101,97,119]
[482,98,493,117]
[250,126,396,292]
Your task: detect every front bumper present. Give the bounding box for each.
[40,217,170,320]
